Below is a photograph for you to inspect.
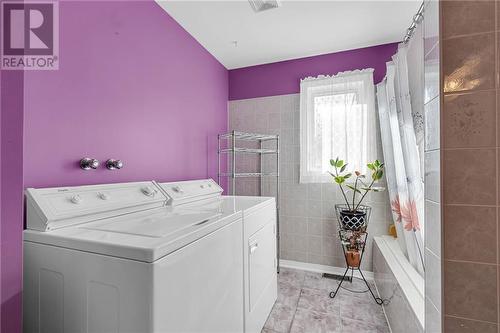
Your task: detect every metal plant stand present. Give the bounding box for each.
[329,206,383,305]
[217,131,280,271]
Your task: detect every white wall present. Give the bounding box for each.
[228,94,391,271]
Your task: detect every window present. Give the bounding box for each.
[299,69,377,183]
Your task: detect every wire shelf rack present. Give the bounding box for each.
[218,131,279,141]
[218,147,278,154]
[217,130,280,271]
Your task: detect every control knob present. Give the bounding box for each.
[172,186,183,193]
[141,186,156,197]
[80,158,99,170]
[106,159,123,170]
[97,192,109,200]
[70,195,83,204]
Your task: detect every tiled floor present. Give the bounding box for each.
[262,268,390,333]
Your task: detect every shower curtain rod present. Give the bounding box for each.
[403,1,424,44]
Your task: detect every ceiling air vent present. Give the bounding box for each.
[248,0,281,13]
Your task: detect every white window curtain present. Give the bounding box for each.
[376,31,425,275]
[299,69,377,183]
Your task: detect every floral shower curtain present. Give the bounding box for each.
[376,28,425,275]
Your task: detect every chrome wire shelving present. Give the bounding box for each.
[218,131,279,142]
[218,172,279,178]
[218,147,278,154]
[217,130,280,271]
[217,131,279,195]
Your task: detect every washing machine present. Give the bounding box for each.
[158,180,278,333]
[23,180,244,333]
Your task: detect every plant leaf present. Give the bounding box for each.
[346,184,362,194]
[340,164,347,172]
[374,169,383,180]
[344,173,352,179]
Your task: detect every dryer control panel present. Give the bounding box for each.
[26,181,169,231]
[159,179,223,206]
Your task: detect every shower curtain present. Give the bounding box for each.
[376,26,425,275]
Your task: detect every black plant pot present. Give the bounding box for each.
[335,205,371,231]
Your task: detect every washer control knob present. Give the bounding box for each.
[97,192,109,200]
[106,159,123,170]
[80,158,99,170]
[172,186,183,193]
[70,194,83,204]
[141,186,156,197]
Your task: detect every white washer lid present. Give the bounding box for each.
[24,206,242,262]
[158,179,223,206]
[182,195,275,215]
[25,181,168,231]
[82,209,221,237]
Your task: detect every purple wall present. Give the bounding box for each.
[24,1,228,188]
[228,43,398,100]
[1,70,24,333]
[2,1,228,332]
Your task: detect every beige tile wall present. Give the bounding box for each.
[441,0,499,331]
[228,94,391,272]
[424,1,442,332]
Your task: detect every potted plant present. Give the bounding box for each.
[330,157,384,268]
[329,157,384,231]
[345,230,365,267]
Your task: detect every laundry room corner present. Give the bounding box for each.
[1,1,230,332]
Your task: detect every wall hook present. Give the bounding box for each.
[106,159,123,170]
[80,158,100,170]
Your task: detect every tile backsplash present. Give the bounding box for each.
[228,94,391,271]
[441,0,500,331]
[423,0,441,331]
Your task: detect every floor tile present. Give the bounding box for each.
[303,272,339,291]
[297,287,341,314]
[338,295,387,327]
[278,267,306,288]
[262,268,389,333]
[289,308,341,333]
[264,303,296,333]
[341,317,390,333]
[261,329,281,333]
[277,282,302,308]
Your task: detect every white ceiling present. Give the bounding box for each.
[156,1,421,69]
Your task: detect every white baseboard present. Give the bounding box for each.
[280,259,374,280]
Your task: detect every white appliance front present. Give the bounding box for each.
[23,181,244,333]
[24,219,243,333]
[159,181,278,333]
